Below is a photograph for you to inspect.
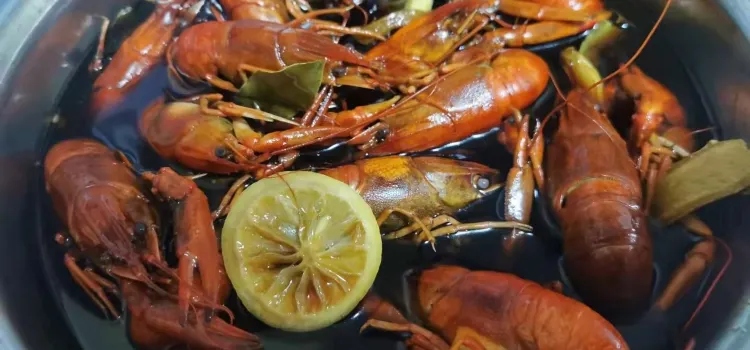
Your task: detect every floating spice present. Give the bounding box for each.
[235,61,325,119]
[653,139,750,224]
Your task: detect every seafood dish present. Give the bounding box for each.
[38,0,743,348]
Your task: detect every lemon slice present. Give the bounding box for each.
[222,171,382,332]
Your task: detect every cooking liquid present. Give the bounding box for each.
[34,1,727,349]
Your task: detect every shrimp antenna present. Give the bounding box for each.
[548,71,568,104]
[689,127,715,137]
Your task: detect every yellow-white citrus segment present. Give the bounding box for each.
[222,171,382,332]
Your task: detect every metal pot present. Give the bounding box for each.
[0,0,749,348]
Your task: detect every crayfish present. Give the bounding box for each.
[361,265,629,349]
[44,139,260,349]
[321,156,532,245]
[90,0,202,114]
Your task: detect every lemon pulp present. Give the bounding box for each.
[222,171,382,332]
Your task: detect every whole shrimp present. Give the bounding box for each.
[167,19,382,92]
[46,139,258,347]
[545,86,654,318]
[45,139,168,318]
[351,50,548,157]
[46,139,234,320]
[319,156,531,244]
[362,265,628,349]
[90,0,201,114]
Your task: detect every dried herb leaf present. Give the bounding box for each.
[653,139,750,224]
[235,61,325,119]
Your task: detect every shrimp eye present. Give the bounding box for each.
[215,146,229,159]
[134,222,147,236]
[99,252,112,264]
[474,175,491,190]
[375,128,389,141]
[332,66,347,77]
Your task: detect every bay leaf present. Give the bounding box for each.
[235,61,325,119]
[653,139,750,224]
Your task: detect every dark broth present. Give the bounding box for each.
[34,1,726,349]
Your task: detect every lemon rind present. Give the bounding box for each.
[222,171,382,332]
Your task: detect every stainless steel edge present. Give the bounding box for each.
[0,1,130,349]
[0,1,73,348]
[0,0,56,100]
[629,1,750,348]
[699,1,750,347]
[721,0,750,40]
